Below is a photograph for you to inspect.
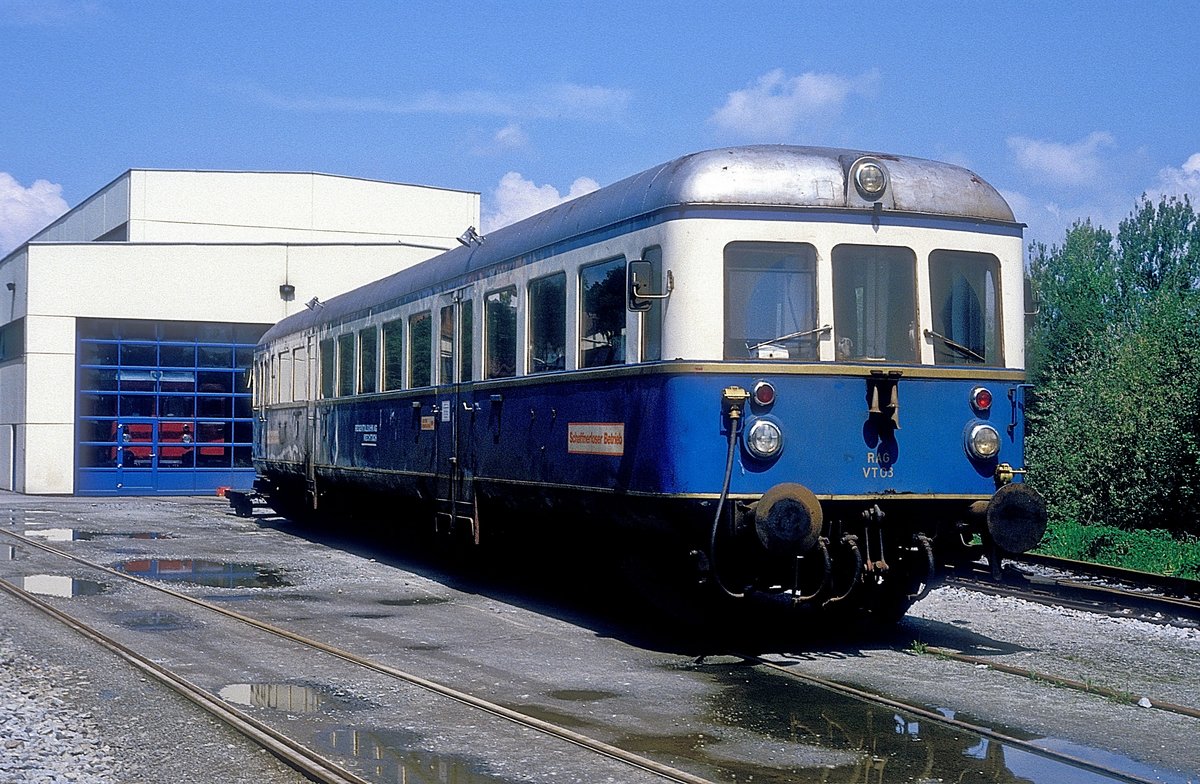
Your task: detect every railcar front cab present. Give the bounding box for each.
[629,155,1047,614]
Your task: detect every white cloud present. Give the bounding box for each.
[1007,131,1115,187]
[481,172,600,233]
[239,82,630,122]
[709,68,879,139]
[1150,152,1200,200]
[0,173,69,256]
[492,123,529,150]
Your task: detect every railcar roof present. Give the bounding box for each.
[260,145,1016,345]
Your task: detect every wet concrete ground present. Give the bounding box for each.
[1,494,1197,783]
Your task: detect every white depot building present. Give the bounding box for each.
[0,169,479,496]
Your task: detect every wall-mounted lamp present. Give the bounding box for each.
[305,296,323,311]
[279,283,296,301]
[456,226,485,247]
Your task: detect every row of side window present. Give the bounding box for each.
[308,249,659,400]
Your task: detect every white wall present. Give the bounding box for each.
[30,175,130,244]
[129,171,478,245]
[26,170,481,248]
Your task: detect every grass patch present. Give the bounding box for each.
[1035,519,1200,580]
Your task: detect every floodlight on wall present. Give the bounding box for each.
[456,226,485,247]
[279,283,296,301]
[305,297,323,311]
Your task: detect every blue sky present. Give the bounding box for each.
[2,1,1198,256]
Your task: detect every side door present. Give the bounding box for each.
[433,290,477,539]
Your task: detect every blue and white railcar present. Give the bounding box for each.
[251,146,1046,619]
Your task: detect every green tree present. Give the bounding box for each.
[1027,195,1200,536]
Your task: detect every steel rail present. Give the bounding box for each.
[742,653,1169,784]
[0,577,372,784]
[1015,552,1200,602]
[946,563,1200,624]
[1,528,715,784]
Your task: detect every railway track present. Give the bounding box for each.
[945,552,1200,626]
[1,521,1188,784]
[0,526,713,784]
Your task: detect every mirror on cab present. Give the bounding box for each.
[627,259,673,312]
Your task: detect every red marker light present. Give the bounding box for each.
[971,387,993,412]
[752,381,776,407]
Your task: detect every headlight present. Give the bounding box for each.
[745,419,783,459]
[851,158,889,200]
[966,423,1001,460]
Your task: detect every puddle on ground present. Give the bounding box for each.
[25,528,170,542]
[377,596,451,607]
[653,662,1195,784]
[547,689,619,702]
[115,610,193,632]
[499,703,595,729]
[18,574,110,598]
[114,558,291,589]
[312,726,521,783]
[217,683,370,713]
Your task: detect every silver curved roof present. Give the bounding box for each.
[262,145,1016,344]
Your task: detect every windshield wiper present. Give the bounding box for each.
[924,329,985,363]
[747,324,831,352]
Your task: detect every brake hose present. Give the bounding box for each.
[709,408,745,599]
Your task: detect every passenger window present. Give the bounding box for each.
[832,245,917,362]
[929,250,1002,365]
[278,352,292,403]
[318,338,335,399]
[579,257,626,368]
[439,305,455,384]
[336,333,355,396]
[528,273,566,373]
[382,318,403,391]
[641,246,663,362]
[359,326,378,394]
[409,311,432,388]
[485,287,517,379]
[460,299,474,382]
[725,242,818,360]
[291,346,307,401]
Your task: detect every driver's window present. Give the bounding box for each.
[724,242,818,360]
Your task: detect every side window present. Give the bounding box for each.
[291,346,307,401]
[725,242,818,360]
[832,244,917,362]
[460,299,474,383]
[439,305,455,384]
[528,272,566,373]
[336,333,355,397]
[486,287,517,379]
[409,311,432,388]
[278,351,292,404]
[641,246,663,362]
[929,250,1002,365]
[319,338,335,399]
[359,326,378,394]
[382,318,404,391]
[579,257,626,368]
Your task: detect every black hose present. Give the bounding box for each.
[709,412,745,599]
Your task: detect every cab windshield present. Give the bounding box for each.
[724,242,818,360]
